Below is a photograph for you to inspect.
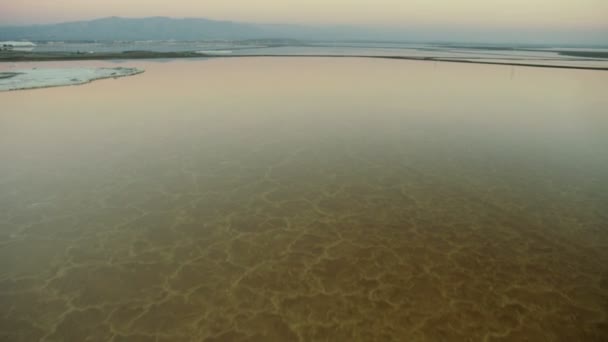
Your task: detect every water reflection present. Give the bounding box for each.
[1,58,607,341]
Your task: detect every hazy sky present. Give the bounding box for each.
[1,0,607,42]
[0,0,605,26]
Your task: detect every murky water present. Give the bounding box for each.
[1,58,607,341]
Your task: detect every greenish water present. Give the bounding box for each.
[1,58,607,341]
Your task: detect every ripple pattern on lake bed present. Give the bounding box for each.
[2,144,606,341]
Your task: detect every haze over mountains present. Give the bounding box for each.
[0,17,389,41]
[1,16,607,45]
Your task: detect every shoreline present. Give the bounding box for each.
[1,51,608,71]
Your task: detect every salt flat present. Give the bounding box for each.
[0,67,143,91]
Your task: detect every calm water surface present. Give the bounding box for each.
[1,58,607,341]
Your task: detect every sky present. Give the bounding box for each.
[1,0,607,43]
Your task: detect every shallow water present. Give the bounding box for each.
[1,58,607,341]
[23,40,608,69]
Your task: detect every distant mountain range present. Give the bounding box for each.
[2,17,607,45]
[0,17,392,41]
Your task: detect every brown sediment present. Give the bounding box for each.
[0,58,607,341]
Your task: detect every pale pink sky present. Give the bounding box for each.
[1,0,607,30]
